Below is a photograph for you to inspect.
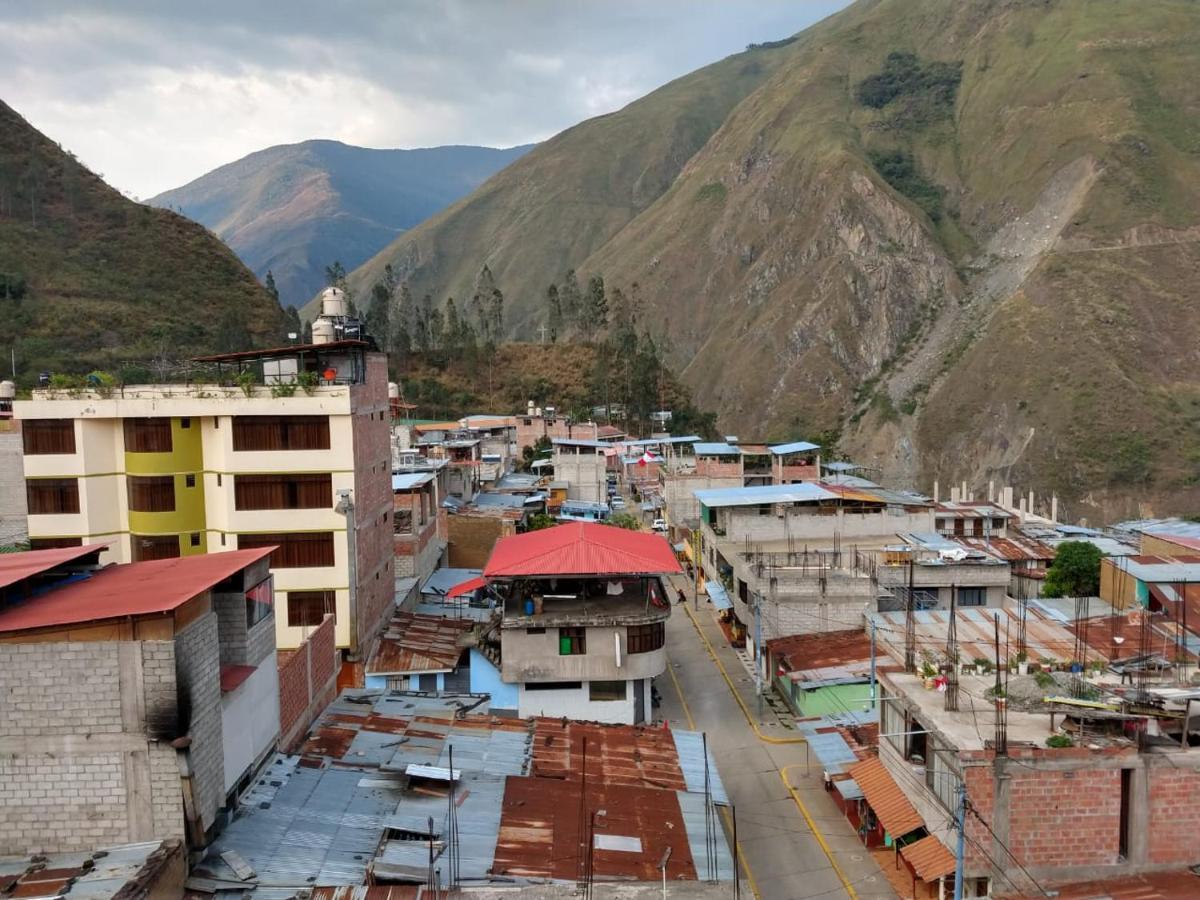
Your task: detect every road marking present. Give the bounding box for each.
[665,654,762,900]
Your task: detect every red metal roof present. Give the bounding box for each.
[900,834,956,882]
[765,629,873,675]
[846,757,924,838]
[483,522,682,577]
[0,547,274,633]
[447,575,487,598]
[0,543,107,591]
[955,535,1055,562]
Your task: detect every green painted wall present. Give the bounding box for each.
[777,680,874,718]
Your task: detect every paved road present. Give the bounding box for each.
[656,578,896,900]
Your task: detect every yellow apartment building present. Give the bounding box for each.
[14,341,394,662]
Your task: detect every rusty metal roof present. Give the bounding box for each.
[365,611,472,675]
[900,834,956,882]
[530,719,689,791]
[955,535,1055,562]
[847,758,923,838]
[765,629,873,676]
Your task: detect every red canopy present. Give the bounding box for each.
[484,522,682,578]
[447,575,488,598]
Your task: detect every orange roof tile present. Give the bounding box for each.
[901,834,956,882]
[847,757,923,838]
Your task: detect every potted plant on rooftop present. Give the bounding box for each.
[1013,650,1029,676]
[919,650,938,689]
[973,656,993,676]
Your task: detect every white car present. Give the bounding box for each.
[651,519,668,532]
[610,497,626,510]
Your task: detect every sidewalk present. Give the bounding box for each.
[657,578,895,900]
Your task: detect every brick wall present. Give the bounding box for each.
[278,614,339,751]
[447,514,506,568]
[0,424,27,545]
[0,640,184,854]
[1147,767,1200,865]
[1005,767,1121,868]
[173,613,224,834]
[351,353,395,659]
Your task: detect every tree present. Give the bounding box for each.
[560,269,582,331]
[584,274,607,338]
[324,260,347,289]
[264,270,280,306]
[414,293,434,351]
[546,283,562,342]
[526,513,558,532]
[367,279,391,350]
[1042,541,1103,598]
[393,282,414,356]
[472,265,497,342]
[489,288,504,345]
[520,435,552,472]
[444,297,462,357]
[280,305,302,343]
[609,512,642,531]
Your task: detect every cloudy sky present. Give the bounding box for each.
[1,1,850,199]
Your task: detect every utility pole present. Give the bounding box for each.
[754,594,763,718]
[954,783,967,900]
[869,617,877,710]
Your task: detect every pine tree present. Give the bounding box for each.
[264,271,280,305]
[489,288,504,346]
[546,283,562,342]
[561,269,582,331]
[393,282,414,356]
[415,293,435,351]
[324,260,347,289]
[281,305,302,343]
[445,298,462,358]
[584,274,607,339]
[367,280,391,351]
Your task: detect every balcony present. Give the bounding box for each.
[501,582,671,629]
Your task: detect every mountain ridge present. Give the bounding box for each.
[150,139,532,308]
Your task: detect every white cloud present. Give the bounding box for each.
[0,1,853,197]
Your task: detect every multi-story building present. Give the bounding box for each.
[551,437,610,503]
[481,522,680,724]
[391,471,445,583]
[13,338,393,660]
[514,404,600,453]
[0,543,277,852]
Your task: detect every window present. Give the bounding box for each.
[1119,768,1132,860]
[26,479,80,515]
[246,578,273,628]
[123,418,172,453]
[291,592,340,628]
[234,474,332,510]
[525,681,581,692]
[237,532,335,568]
[526,627,546,635]
[22,420,75,455]
[132,534,180,561]
[953,518,965,536]
[29,537,82,550]
[216,473,223,487]
[627,622,665,654]
[957,587,987,607]
[232,416,330,451]
[220,533,226,546]
[189,532,201,547]
[558,626,586,655]
[393,508,414,535]
[127,476,175,512]
[992,517,1005,531]
[185,473,196,488]
[180,417,191,429]
[589,680,627,701]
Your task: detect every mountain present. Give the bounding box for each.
[346,0,1200,521]
[151,140,532,308]
[0,100,283,380]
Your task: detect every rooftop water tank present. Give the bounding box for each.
[388,382,400,400]
[312,319,337,345]
[320,286,347,319]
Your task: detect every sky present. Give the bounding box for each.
[0,1,851,199]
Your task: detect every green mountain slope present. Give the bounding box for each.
[583,0,1200,520]
[336,42,796,327]
[150,140,531,309]
[0,100,284,380]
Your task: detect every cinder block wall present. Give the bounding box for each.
[0,641,184,854]
[173,613,224,833]
[0,426,27,545]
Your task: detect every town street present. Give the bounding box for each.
[656,576,897,900]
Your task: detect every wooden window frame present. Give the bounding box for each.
[232,416,331,451]
[234,473,332,510]
[237,532,335,568]
[22,420,75,455]
[26,478,80,515]
[627,622,665,654]
[123,418,173,453]
[558,626,586,655]
[132,534,181,562]
[127,475,176,513]
[287,590,336,627]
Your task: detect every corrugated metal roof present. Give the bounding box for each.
[705,580,733,611]
[955,535,1055,562]
[693,442,740,455]
[769,441,820,455]
[391,472,434,491]
[901,834,956,882]
[484,522,681,577]
[421,568,482,596]
[694,483,838,508]
[0,543,107,591]
[846,758,923,838]
[765,629,873,676]
[823,461,863,472]
[365,612,471,675]
[869,608,1094,666]
[0,547,274,633]
[1116,556,1200,583]
[1117,518,1200,540]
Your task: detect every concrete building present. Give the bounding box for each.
[0,544,277,853]
[0,417,26,547]
[13,339,393,659]
[482,522,680,724]
[515,406,600,453]
[875,533,1012,611]
[391,471,445,582]
[551,438,610,503]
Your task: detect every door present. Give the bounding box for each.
[634,678,646,723]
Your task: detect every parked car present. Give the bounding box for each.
[651,519,668,532]
[610,497,626,510]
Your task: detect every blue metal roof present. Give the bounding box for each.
[694,483,838,508]
[624,435,702,446]
[693,442,740,455]
[422,567,482,596]
[705,580,733,610]
[823,461,862,472]
[769,441,820,455]
[551,437,609,449]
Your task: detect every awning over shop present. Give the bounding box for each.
[900,834,956,883]
[846,758,923,839]
[705,580,733,611]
